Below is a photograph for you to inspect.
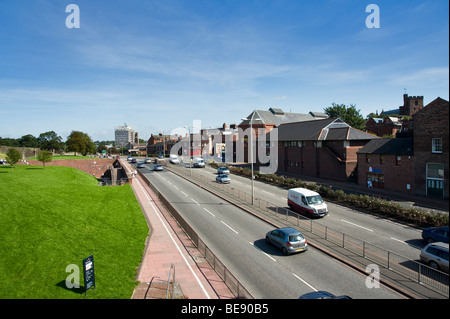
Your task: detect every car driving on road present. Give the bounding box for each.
[154,164,163,171]
[422,226,449,244]
[266,227,308,255]
[420,242,449,273]
[216,174,230,184]
[217,166,230,175]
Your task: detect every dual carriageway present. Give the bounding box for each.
[129,158,448,299]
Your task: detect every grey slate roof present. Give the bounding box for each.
[357,138,413,155]
[240,108,326,126]
[277,118,378,142]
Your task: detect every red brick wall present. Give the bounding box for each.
[19,159,115,178]
[357,153,414,193]
[413,98,449,198]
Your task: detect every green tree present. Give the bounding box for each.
[6,148,21,173]
[18,134,40,148]
[66,131,96,156]
[38,131,64,152]
[37,150,52,167]
[324,103,365,130]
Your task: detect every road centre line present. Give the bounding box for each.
[292,273,318,292]
[203,208,215,217]
[340,219,373,232]
[134,178,211,299]
[181,191,189,197]
[191,198,200,205]
[249,242,276,262]
[220,221,238,234]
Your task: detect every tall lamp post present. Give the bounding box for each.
[241,113,261,205]
[184,126,192,176]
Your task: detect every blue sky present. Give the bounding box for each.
[0,0,448,141]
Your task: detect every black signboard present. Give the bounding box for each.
[83,255,95,295]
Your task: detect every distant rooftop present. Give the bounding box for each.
[240,108,328,126]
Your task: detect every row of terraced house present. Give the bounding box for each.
[145,95,448,199]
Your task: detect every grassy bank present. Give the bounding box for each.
[0,165,148,298]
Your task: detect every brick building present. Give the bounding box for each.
[365,116,403,137]
[357,138,414,193]
[277,118,378,182]
[413,97,449,199]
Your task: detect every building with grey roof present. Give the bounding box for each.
[275,118,378,181]
[357,138,414,193]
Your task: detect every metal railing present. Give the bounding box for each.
[136,168,254,299]
[167,164,449,296]
[165,264,176,299]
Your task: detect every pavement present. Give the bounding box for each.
[121,160,234,299]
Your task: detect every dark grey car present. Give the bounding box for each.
[266,227,308,255]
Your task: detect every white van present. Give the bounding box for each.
[193,157,205,168]
[288,188,328,217]
[169,154,179,164]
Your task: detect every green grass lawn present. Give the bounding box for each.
[0,165,148,298]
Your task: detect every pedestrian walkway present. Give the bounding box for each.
[123,161,234,299]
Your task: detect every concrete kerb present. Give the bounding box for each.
[164,165,448,299]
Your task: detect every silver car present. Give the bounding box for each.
[216,174,230,184]
[420,242,449,273]
[266,227,308,255]
[217,166,230,175]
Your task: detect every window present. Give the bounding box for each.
[380,155,386,164]
[427,163,444,179]
[396,156,401,166]
[432,138,442,153]
[366,154,371,163]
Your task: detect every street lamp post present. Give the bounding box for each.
[184,126,192,176]
[241,113,261,205]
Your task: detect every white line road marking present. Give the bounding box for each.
[341,219,373,232]
[221,221,238,234]
[134,178,211,299]
[292,273,318,292]
[203,208,215,217]
[261,190,275,196]
[249,242,276,262]
[390,237,407,244]
[390,237,422,249]
[181,191,189,197]
[191,198,200,205]
[173,185,179,190]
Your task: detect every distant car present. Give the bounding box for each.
[217,166,230,175]
[131,158,137,163]
[299,291,351,299]
[127,156,133,161]
[266,227,308,255]
[158,155,164,159]
[154,164,163,171]
[420,242,449,273]
[422,226,449,244]
[216,174,230,184]
[144,158,152,164]
[137,162,145,168]
[169,155,180,164]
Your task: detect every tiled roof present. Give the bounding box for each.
[357,138,413,155]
